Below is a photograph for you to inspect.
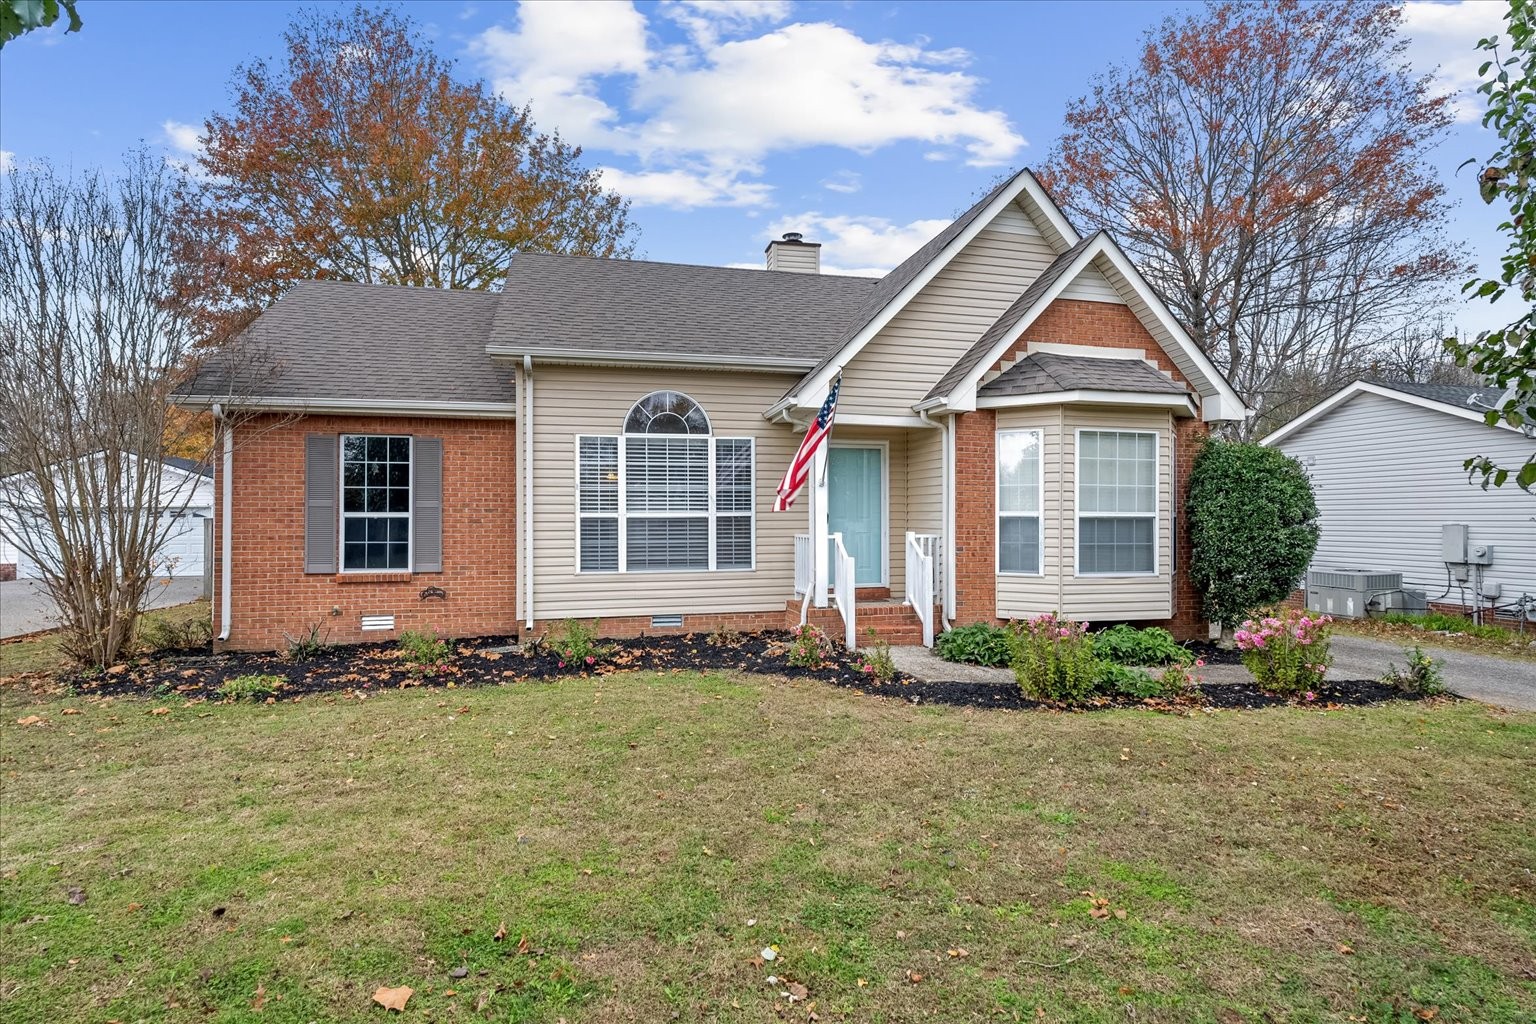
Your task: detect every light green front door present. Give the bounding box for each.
[828,446,885,587]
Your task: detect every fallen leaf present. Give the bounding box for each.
[1414,1008,1439,1021]
[1113,909,1127,920]
[127,902,142,912]
[493,921,507,942]
[150,707,170,716]
[905,969,923,984]
[443,989,456,997]
[62,708,81,716]
[856,978,868,987]
[372,985,412,1012]
[517,933,530,955]
[16,715,45,726]
[1336,943,1354,955]
[251,983,266,1011]
[106,664,128,675]
[786,981,809,1002]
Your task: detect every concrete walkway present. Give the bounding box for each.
[891,633,1536,713]
[0,578,205,639]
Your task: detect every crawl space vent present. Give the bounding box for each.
[360,614,396,631]
[650,614,684,629]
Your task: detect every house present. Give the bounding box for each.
[0,455,214,581]
[177,170,1245,652]
[1262,379,1536,618]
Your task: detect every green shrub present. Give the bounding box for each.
[859,627,897,682]
[137,614,213,652]
[219,673,283,701]
[1235,609,1332,695]
[283,622,331,661]
[1381,645,1447,696]
[398,629,452,676]
[935,622,1014,667]
[546,618,609,669]
[1097,662,1165,698]
[787,624,833,669]
[1188,439,1319,628]
[1010,613,1101,704]
[1092,624,1189,666]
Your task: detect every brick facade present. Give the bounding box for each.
[215,413,517,651]
[952,409,999,625]
[994,298,1193,387]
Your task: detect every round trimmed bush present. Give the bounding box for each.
[1187,438,1319,629]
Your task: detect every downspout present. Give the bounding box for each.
[916,407,952,630]
[213,404,233,642]
[522,356,535,632]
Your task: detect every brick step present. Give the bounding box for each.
[784,598,934,646]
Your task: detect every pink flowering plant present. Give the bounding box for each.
[1234,609,1333,695]
[1010,612,1101,703]
[545,617,611,671]
[787,623,834,669]
[859,627,897,682]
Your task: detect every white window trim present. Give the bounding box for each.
[996,428,1045,577]
[574,433,756,575]
[338,433,413,574]
[1073,427,1160,578]
[828,439,890,588]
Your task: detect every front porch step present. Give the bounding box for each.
[783,598,935,646]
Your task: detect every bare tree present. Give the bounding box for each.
[1041,1,1466,437]
[0,150,267,666]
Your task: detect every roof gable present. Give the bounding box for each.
[1261,379,1520,447]
[978,351,1188,398]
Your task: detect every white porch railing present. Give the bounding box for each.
[794,533,813,597]
[830,532,856,649]
[904,531,940,647]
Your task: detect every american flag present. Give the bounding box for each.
[775,375,841,511]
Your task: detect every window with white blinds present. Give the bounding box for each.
[997,429,1042,574]
[1077,430,1158,574]
[577,392,754,573]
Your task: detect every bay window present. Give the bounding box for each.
[578,391,754,573]
[1077,430,1157,574]
[997,429,1042,574]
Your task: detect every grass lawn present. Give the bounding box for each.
[2,671,1533,1023]
[0,601,212,677]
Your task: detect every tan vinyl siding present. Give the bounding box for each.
[837,199,1060,417]
[907,427,944,536]
[1058,256,1125,305]
[996,405,1174,620]
[531,366,803,621]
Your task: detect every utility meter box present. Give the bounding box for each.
[1441,523,1470,563]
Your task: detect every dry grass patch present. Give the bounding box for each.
[1,671,1533,1022]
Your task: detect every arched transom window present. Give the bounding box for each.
[577,392,753,573]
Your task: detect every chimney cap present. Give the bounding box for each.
[763,231,821,253]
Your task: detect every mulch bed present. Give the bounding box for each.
[60,630,1435,714]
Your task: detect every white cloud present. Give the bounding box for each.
[161,120,201,155]
[0,150,14,173]
[820,170,861,194]
[765,211,950,275]
[598,166,774,209]
[470,1,1023,209]
[1401,1,1508,123]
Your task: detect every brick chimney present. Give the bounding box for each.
[764,231,820,274]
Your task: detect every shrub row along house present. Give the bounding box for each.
[178,170,1245,651]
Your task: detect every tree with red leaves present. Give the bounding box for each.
[1042,0,1464,434]
[178,5,635,336]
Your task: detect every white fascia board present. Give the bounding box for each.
[1015,169,1084,251]
[944,238,1108,412]
[176,395,518,419]
[976,389,1198,416]
[789,174,1060,410]
[1261,381,1515,447]
[830,413,933,428]
[487,345,814,374]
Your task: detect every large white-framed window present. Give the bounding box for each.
[340,434,412,571]
[997,429,1043,575]
[577,391,755,573]
[1076,429,1158,575]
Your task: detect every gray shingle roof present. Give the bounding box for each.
[163,456,213,479]
[925,232,1102,402]
[787,168,1038,397]
[979,351,1188,398]
[1365,378,1505,412]
[489,252,877,366]
[180,280,511,405]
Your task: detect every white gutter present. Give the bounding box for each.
[175,396,517,418]
[488,347,816,374]
[522,356,535,631]
[214,404,233,642]
[942,413,956,627]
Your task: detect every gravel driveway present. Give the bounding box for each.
[0,578,205,639]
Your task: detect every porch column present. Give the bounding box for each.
[810,441,830,608]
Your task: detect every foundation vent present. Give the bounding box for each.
[361,614,396,631]
[650,614,684,629]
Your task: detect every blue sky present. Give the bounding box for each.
[0,0,1516,334]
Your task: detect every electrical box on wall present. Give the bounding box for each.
[1441,523,1469,563]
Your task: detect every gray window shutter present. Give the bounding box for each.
[304,434,338,574]
[413,436,443,573]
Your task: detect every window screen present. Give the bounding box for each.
[1078,430,1156,574]
[997,429,1041,573]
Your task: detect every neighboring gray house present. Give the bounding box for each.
[1262,379,1536,617]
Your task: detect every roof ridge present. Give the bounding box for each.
[511,249,882,282]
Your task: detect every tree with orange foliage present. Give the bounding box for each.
[1041,0,1464,435]
[178,5,635,332]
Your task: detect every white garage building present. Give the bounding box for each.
[0,456,213,580]
[1263,379,1536,618]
